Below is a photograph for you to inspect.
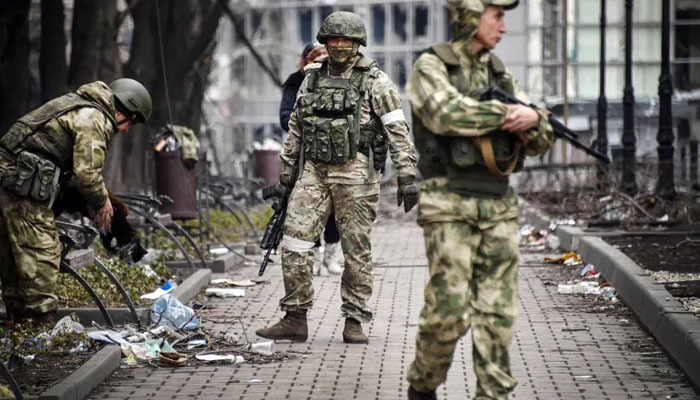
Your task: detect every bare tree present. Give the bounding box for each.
[0,0,31,134]
[40,0,68,102]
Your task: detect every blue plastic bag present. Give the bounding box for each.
[151,294,199,330]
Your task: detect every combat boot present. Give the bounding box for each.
[342,317,368,344]
[323,242,343,275]
[255,312,308,342]
[408,386,437,400]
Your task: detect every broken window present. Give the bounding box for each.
[298,8,312,43]
[372,5,385,45]
[414,4,428,40]
[393,4,407,42]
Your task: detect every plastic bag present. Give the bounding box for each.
[150,294,199,330]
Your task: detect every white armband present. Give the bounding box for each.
[380,109,406,126]
[281,235,316,253]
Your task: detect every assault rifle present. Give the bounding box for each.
[475,87,611,164]
[258,185,288,276]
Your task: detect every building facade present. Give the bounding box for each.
[205,0,700,180]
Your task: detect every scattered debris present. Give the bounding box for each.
[205,288,246,298]
[211,278,256,287]
[140,281,176,300]
[195,353,245,364]
[151,294,200,330]
[544,252,583,266]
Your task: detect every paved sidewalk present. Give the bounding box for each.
[89,195,698,400]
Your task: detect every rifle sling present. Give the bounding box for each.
[472,136,522,177]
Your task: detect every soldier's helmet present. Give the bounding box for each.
[109,78,152,123]
[317,11,367,47]
[448,0,519,13]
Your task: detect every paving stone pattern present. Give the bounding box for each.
[90,205,698,400]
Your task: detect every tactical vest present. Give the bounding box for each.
[0,93,109,205]
[0,93,106,172]
[298,57,384,166]
[413,43,525,198]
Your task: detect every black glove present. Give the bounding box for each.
[397,176,418,213]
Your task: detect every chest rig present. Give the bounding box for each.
[0,93,106,206]
[413,43,524,198]
[297,57,378,165]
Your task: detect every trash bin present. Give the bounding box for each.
[155,149,198,219]
[253,149,281,185]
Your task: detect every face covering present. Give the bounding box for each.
[326,41,359,69]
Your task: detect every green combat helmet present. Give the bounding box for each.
[109,78,152,123]
[317,11,367,47]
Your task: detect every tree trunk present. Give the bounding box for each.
[40,0,68,103]
[68,0,104,90]
[98,0,120,83]
[104,0,222,192]
[0,0,31,134]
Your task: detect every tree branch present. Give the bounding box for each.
[217,0,282,88]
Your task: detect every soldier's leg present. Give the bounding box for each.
[278,169,333,312]
[0,190,60,316]
[471,217,519,399]
[332,181,379,323]
[0,199,21,317]
[407,221,481,393]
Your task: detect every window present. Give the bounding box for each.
[392,4,407,42]
[372,5,385,45]
[298,8,312,43]
[414,4,428,39]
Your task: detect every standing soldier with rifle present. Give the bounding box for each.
[256,11,418,344]
[405,1,555,399]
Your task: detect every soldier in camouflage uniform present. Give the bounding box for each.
[405,1,554,399]
[256,11,419,344]
[0,78,152,325]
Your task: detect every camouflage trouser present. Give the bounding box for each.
[0,186,61,316]
[407,219,519,399]
[279,167,380,322]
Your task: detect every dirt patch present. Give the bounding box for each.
[665,280,700,298]
[605,234,700,274]
[2,349,99,396]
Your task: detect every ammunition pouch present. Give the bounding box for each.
[0,150,61,205]
[358,123,388,171]
[300,58,375,166]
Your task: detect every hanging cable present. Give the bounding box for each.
[154,0,174,127]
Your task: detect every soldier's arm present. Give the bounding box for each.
[62,108,111,210]
[279,75,309,186]
[370,69,417,180]
[509,72,555,156]
[407,53,510,137]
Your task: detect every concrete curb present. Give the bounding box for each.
[39,345,121,400]
[171,268,212,304]
[0,268,213,400]
[544,223,700,391]
[575,236,700,390]
[523,204,700,390]
[52,267,212,327]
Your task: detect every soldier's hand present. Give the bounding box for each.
[93,197,113,231]
[502,105,540,134]
[397,177,419,213]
